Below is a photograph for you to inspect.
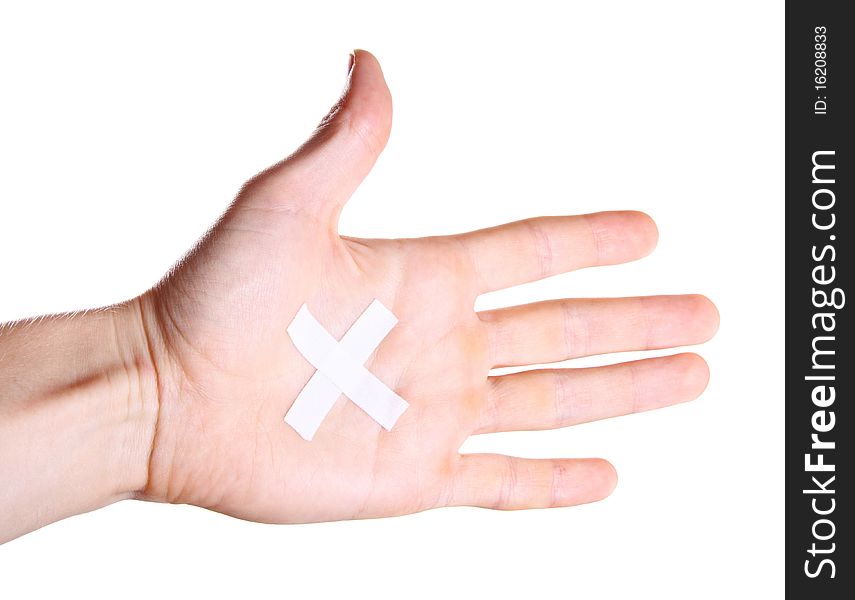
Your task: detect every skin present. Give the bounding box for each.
[0,50,719,544]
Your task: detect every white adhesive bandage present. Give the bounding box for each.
[284,299,409,440]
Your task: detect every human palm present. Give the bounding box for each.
[138,51,718,523]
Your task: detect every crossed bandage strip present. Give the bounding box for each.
[284,299,409,441]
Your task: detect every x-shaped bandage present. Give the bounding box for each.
[284,299,409,440]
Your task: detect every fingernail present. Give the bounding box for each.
[347,51,356,77]
[319,53,355,128]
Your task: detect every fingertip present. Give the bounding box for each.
[633,210,659,255]
[555,458,618,506]
[687,294,720,341]
[343,49,393,153]
[585,211,659,265]
[352,48,376,61]
[618,210,659,258]
[593,458,619,500]
[670,352,711,402]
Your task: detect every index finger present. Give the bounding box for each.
[450,211,658,293]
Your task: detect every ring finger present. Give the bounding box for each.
[475,353,710,434]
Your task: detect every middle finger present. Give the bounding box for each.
[479,294,719,368]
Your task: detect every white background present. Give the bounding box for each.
[0,1,783,598]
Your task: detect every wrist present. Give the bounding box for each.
[111,297,162,499]
[0,300,160,541]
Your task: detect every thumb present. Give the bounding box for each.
[239,49,393,228]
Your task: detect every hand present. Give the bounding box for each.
[137,50,719,523]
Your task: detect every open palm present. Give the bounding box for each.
[138,50,718,523]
